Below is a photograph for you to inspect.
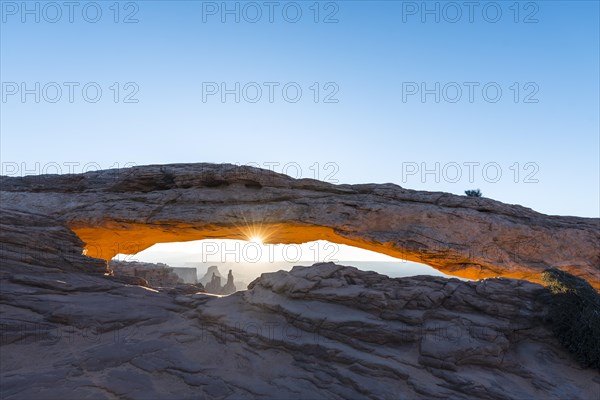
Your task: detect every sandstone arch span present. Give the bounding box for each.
[1,163,598,288]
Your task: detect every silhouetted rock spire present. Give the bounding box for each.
[222,269,237,295]
[202,268,237,295]
[205,272,222,294]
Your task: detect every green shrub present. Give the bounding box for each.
[465,189,482,197]
[541,268,600,370]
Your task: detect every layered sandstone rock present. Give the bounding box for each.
[0,163,598,288]
[1,163,599,399]
[0,260,597,399]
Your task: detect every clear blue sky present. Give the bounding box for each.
[1,1,599,217]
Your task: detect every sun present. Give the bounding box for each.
[236,217,277,245]
[249,235,264,244]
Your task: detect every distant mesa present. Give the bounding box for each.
[171,267,198,284]
[111,261,240,296]
[201,266,237,295]
[109,260,204,293]
[199,265,223,287]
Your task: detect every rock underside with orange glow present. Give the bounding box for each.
[0,163,599,399]
[1,163,598,287]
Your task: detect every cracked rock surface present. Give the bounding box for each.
[1,255,598,398]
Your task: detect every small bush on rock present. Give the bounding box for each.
[541,268,600,370]
[465,189,483,197]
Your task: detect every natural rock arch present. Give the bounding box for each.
[1,163,598,288]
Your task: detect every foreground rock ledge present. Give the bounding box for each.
[1,163,598,287]
[1,262,598,399]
